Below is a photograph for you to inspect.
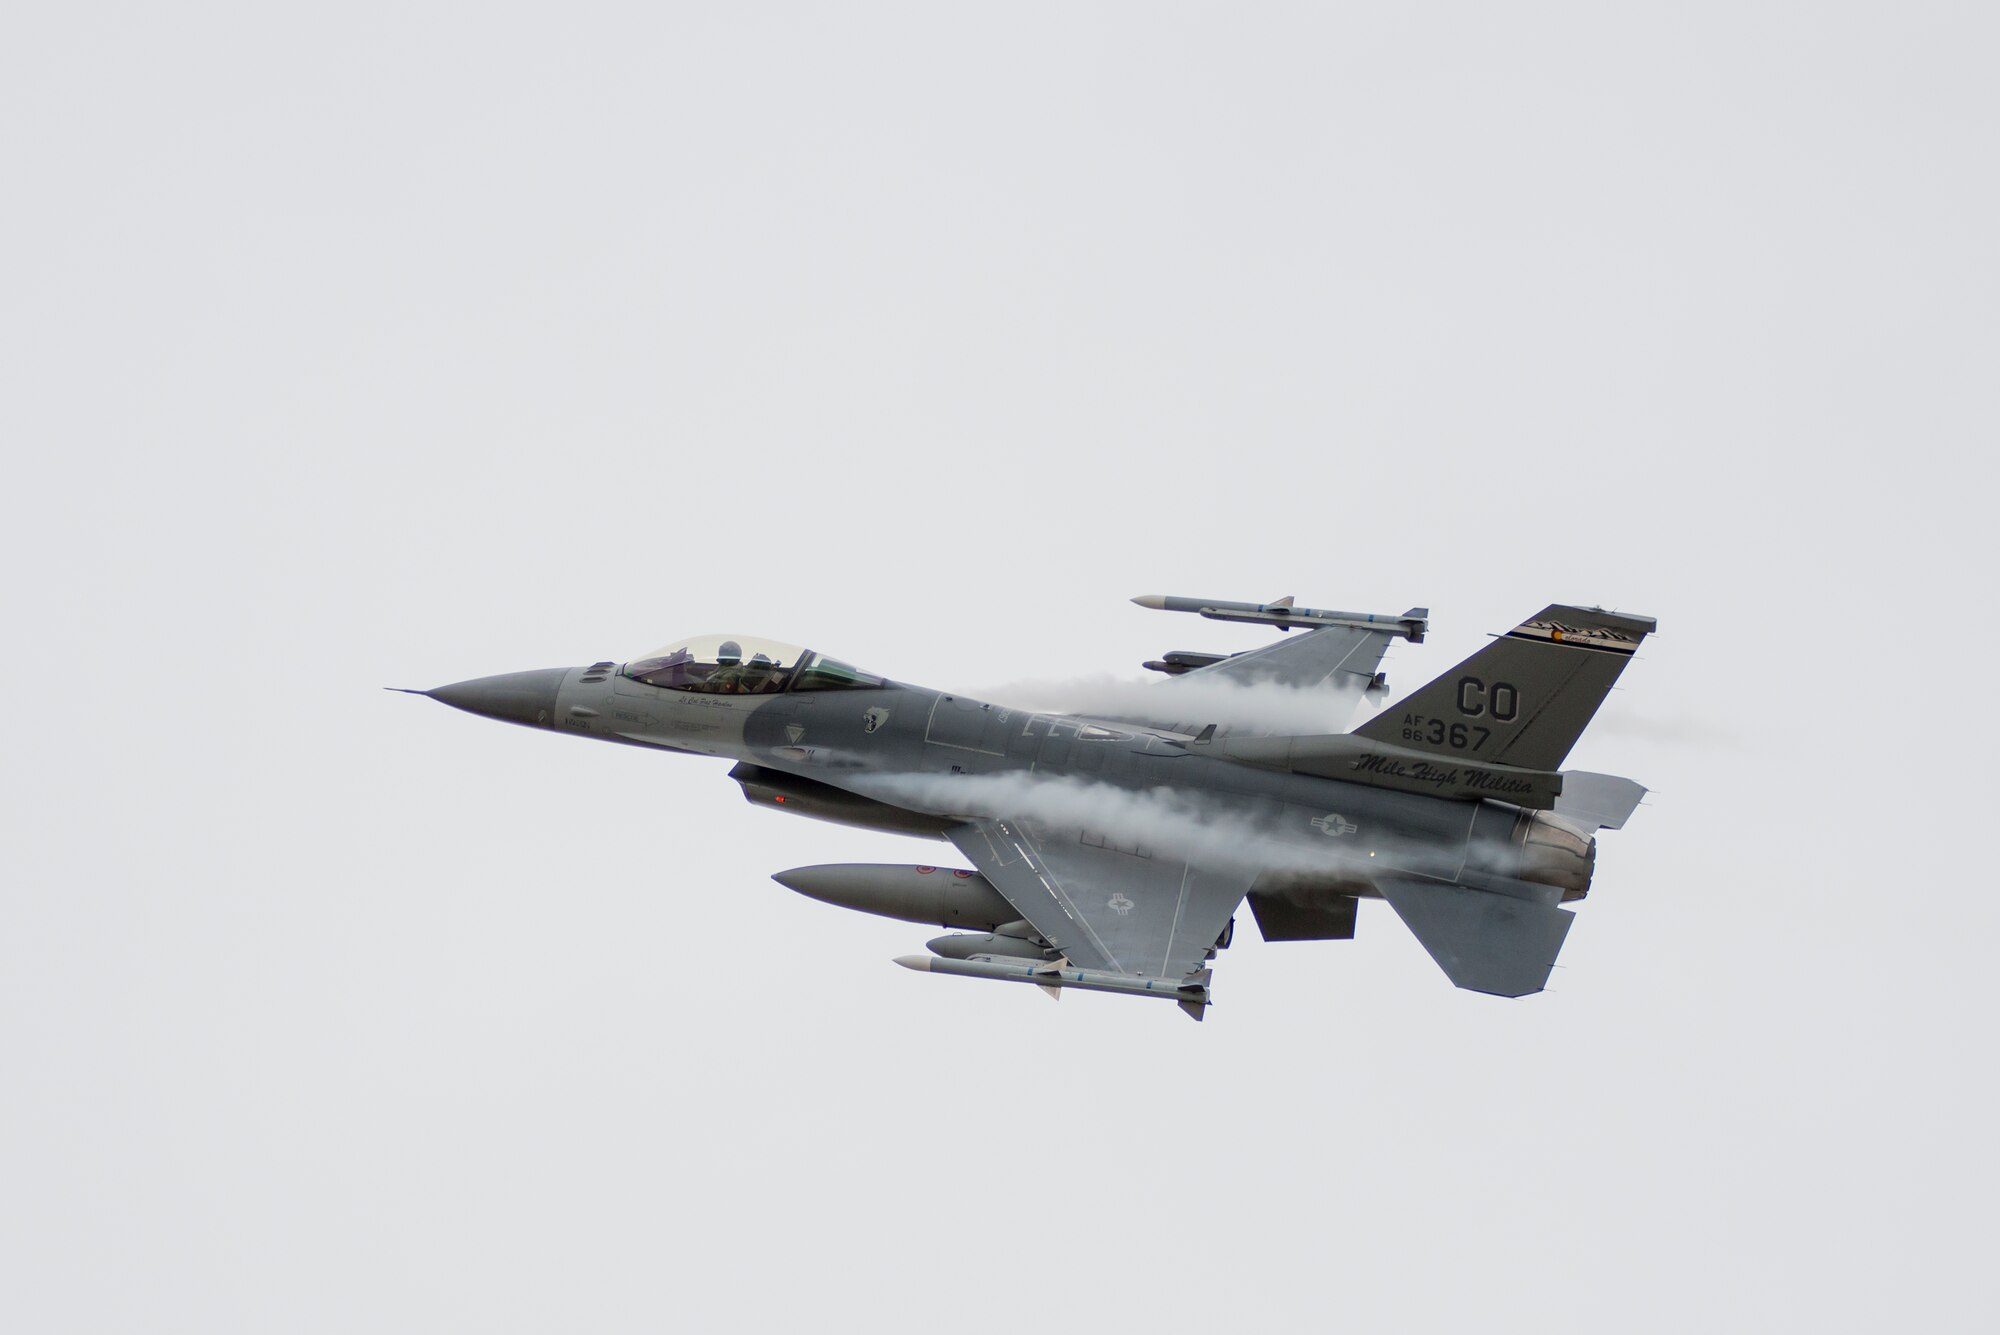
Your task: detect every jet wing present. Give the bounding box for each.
[945,817,1250,987]
[1178,622,1396,692]
[1096,624,1403,738]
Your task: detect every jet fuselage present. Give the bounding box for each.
[431,663,1593,902]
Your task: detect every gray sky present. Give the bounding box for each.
[3,4,1994,1330]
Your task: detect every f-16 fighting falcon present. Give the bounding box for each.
[399,596,1654,1019]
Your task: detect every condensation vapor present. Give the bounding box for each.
[854,769,1297,874]
[851,768,1496,884]
[970,672,1382,737]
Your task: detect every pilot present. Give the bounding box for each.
[740,653,780,694]
[704,640,747,693]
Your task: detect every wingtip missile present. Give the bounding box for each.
[892,952,1211,1014]
[1131,594,1427,641]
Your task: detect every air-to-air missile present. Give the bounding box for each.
[1130,594,1428,640]
[893,953,1212,1018]
[777,864,1217,1013]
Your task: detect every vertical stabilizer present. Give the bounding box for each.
[1354,606,1654,772]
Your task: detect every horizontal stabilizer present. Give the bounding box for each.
[1377,878,1574,997]
[1554,771,1647,831]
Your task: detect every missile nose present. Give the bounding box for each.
[424,667,570,729]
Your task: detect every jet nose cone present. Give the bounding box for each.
[426,668,570,729]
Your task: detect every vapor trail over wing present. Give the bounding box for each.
[1095,627,1404,738]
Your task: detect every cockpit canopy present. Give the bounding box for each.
[622,634,886,695]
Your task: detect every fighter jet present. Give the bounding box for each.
[402,596,1654,1019]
